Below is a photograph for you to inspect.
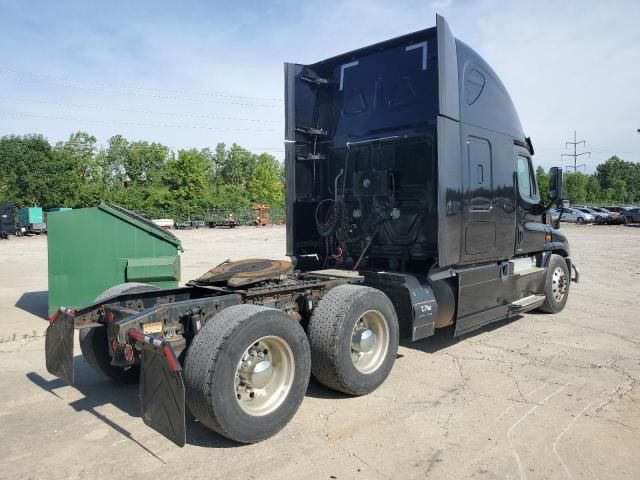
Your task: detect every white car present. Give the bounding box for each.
[559,208,594,224]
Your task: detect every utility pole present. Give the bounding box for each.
[561,130,591,171]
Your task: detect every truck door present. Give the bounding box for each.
[514,149,545,254]
[463,136,495,260]
[459,131,515,263]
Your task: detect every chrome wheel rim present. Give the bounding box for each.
[551,266,567,303]
[234,336,294,416]
[351,310,389,374]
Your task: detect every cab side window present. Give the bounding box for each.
[516,155,539,202]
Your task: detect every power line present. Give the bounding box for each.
[0,95,283,123]
[0,69,283,102]
[0,111,278,133]
[561,130,591,171]
[0,73,281,108]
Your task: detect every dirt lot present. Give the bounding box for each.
[0,224,639,480]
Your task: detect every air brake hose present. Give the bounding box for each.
[315,198,341,237]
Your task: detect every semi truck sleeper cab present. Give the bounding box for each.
[46,15,578,446]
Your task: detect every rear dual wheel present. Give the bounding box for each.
[184,305,311,443]
[308,285,399,396]
[185,285,399,443]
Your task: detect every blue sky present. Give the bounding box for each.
[1,0,639,171]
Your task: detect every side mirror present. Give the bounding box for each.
[548,167,563,200]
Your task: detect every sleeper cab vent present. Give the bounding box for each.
[465,67,485,105]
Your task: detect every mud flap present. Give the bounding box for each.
[135,334,186,447]
[45,309,75,384]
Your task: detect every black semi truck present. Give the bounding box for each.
[46,15,578,447]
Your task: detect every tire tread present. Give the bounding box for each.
[308,284,398,395]
[184,304,311,442]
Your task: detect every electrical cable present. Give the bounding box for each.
[0,69,284,103]
[0,111,278,132]
[0,96,283,123]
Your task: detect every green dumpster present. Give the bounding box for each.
[47,202,182,316]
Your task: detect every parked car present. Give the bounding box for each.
[602,206,630,214]
[559,207,594,224]
[574,207,611,224]
[588,207,626,225]
[623,208,640,224]
[591,206,614,215]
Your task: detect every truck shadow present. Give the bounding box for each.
[15,290,49,319]
[400,315,522,354]
[305,317,521,400]
[26,356,239,450]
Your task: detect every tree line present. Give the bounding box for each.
[1,131,637,220]
[536,155,640,206]
[0,132,285,220]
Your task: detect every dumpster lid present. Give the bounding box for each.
[98,202,182,250]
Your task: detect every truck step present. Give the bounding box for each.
[513,266,545,276]
[509,294,545,312]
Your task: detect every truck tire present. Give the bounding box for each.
[184,304,311,443]
[79,283,159,383]
[308,285,399,396]
[538,255,570,313]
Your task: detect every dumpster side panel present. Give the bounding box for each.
[48,207,181,316]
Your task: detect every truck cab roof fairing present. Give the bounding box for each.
[435,14,525,139]
[455,40,525,140]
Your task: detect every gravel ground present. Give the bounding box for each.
[0,224,639,480]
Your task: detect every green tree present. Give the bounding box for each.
[596,155,640,203]
[163,149,213,217]
[103,134,129,186]
[124,141,169,184]
[247,153,285,207]
[219,144,256,185]
[535,166,549,202]
[585,175,602,204]
[213,184,250,209]
[0,134,82,208]
[55,131,98,182]
[563,171,588,204]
